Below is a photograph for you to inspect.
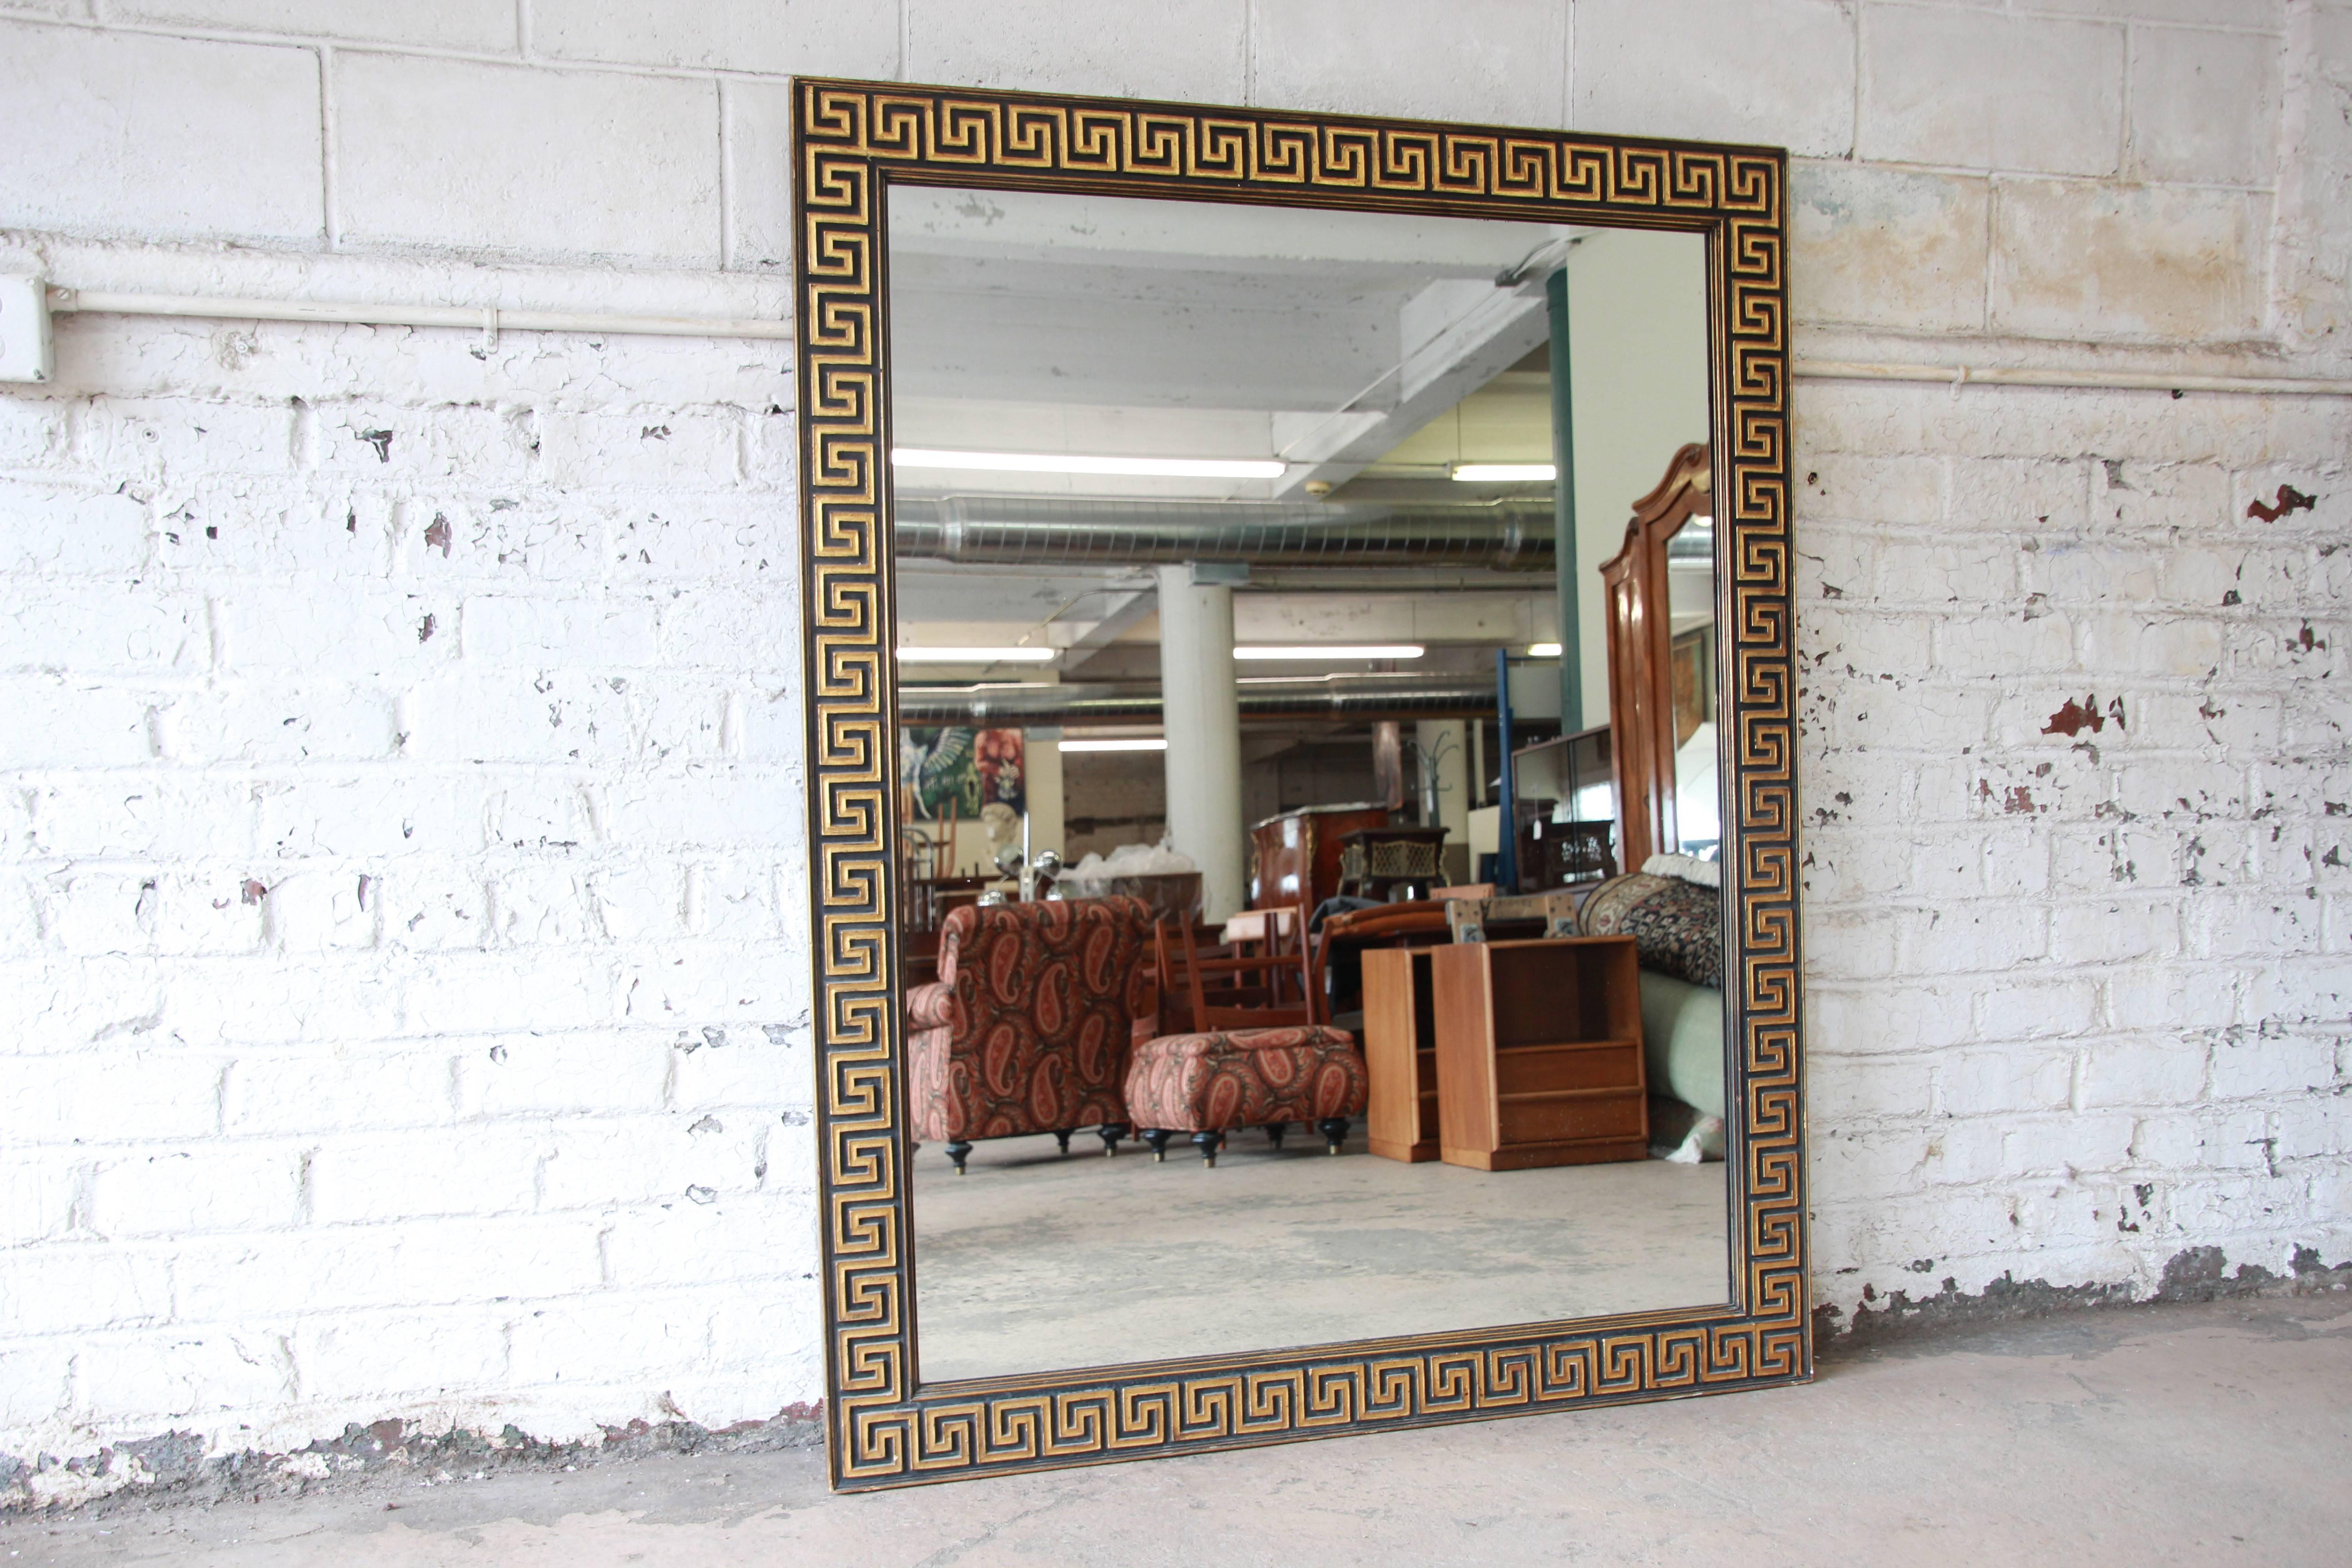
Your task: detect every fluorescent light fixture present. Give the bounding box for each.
[894,646,1056,663]
[1527,642,1564,657]
[1451,463,1556,482]
[1234,644,1424,661]
[893,448,1285,480]
[1059,736,1168,753]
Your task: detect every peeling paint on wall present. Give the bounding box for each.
[2246,484,2317,522]
[2041,694,2126,737]
[0,1406,823,1515]
[1819,1246,2352,1345]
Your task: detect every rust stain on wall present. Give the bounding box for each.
[2043,694,2127,737]
[2247,484,2316,522]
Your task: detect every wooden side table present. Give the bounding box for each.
[1336,826,1450,902]
[1430,936,1647,1170]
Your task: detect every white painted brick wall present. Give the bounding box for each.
[1574,0,1857,157]
[0,24,324,242]
[1861,8,2129,176]
[333,53,725,266]
[0,0,2346,1493]
[0,227,815,1473]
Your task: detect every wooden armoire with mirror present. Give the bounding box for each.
[1600,443,1713,871]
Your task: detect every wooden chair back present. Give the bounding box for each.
[1157,921,1271,1010]
[898,788,960,881]
[1172,904,1317,1030]
[929,794,960,878]
[1151,919,1215,1035]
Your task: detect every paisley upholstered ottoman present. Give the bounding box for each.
[1123,1025,1368,1166]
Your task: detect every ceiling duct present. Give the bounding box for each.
[899,674,1499,726]
[894,495,1553,571]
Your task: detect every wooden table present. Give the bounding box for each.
[1441,891,1583,943]
[1336,825,1450,901]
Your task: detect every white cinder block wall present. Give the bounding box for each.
[0,0,2345,1494]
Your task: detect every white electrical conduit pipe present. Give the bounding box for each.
[45,287,795,344]
[41,288,2352,396]
[1797,358,2352,398]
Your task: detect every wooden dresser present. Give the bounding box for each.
[1430,936,1647,1170]
[1249,803,1389,911]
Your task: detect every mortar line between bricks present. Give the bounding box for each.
[0,14,777,87]
[1810,157,2285,197]
[3,1279,829,1338]
[4,1200,830,1237]
[10,1113,822,1145]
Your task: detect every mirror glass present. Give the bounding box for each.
[887,184,1729,1382]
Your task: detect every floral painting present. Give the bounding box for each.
[899,726,1026,821]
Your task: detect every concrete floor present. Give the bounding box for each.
[9,1293,2349,1566]
[912,1129,1731,1380]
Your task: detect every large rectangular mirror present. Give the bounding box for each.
[794,80,1805,1489]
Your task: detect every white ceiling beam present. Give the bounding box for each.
[1057,588,1161,676]
[1269,275,1553,498]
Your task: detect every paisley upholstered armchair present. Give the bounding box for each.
[904,895,1158,1174]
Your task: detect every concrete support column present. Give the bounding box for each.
[1154,564,1245,921]
[1416,719,1471,884]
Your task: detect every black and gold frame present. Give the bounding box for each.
[792,77,1806,1490]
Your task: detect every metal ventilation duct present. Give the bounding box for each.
[898,675,1498,726]
[894,495,1554,571]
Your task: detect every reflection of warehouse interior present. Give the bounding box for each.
[888,188,1718,908]
[892,188,1738,1380]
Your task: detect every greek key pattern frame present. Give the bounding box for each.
[792,78,1807,1491]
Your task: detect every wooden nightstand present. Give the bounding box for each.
[1430,936,1647,1171]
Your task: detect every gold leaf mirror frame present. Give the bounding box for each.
[790,76,1808,1491]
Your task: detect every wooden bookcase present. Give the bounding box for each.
[1362,947,1440,1162]
[1430,936,1647,1171]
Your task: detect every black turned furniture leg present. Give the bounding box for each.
[1317,1117,1350,1155]
[1191,1130,1225,1168]
[1264,1122,1288,1149]
[1096,1122,1128,1156]
[1142,1128,1172,1162]
[946,1140,973,1174]
[1053,1127,1073,1156]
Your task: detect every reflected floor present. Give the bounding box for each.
[912,1127,1730,1384]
